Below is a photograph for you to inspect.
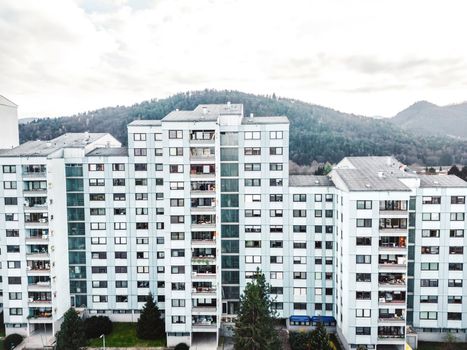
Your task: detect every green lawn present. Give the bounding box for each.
[88,322,165,348]
[417,342,467,350]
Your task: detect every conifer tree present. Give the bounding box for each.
[234,268,280,350]
[311,322,334,350]
[55,308,86,350]
[136,292,165,340]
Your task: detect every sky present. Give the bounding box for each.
[1,0,467,119]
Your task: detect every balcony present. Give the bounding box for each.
[379,219,407,235]
[28,307,53,322]
[379,310,405,324]
[26,245,49,259]
[378,326,405,341]
[378,255,407,270]
[192,316,217,332]
[190,165,215,178]
[379,201,408,215]
[379,273,406,289]
[378,291,406,305]
[192,266,216,280]
[190,147,215,161]
[192,306,217,315]
[24,198,48,212]
[191,215,216,229]
[22,165,47,178]
[191,198,216,213]
[190,131,215,144]
[23,181,48,195]
[191,181,216,194]
[28,280,51,291]
[27,261,51,275]
[379,237,407,252]
[28,292,52,306]
[192,287,216,297]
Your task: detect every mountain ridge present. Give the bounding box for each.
[18,89,467,165]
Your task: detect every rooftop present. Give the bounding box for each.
[0,133,109,157]
[289,175,333,187]
[128,120,162,126]
[86,147,128,157]
[242,116,289,124]
[0,94,17,108]
[162,104,243,122]
[418,175,467,188]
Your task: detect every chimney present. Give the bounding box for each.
[250,113,254,118]
[202,106,207,115]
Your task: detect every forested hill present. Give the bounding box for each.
[19,90,467,165]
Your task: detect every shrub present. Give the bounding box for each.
[174,343,190,350]
[3,333,24,350]
[84,316,113,339]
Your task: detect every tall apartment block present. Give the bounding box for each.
[0,103,466,349]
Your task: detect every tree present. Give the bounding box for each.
[310,322,334,350]
[3,334,23,350]
[448,165,461,177]
[234,268,280,350]
[136,292,165,340]
[84,316,112,339]
[55,308,86,350]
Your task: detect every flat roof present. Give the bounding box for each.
[242,116,289,125]
[162,104,244,122]
[128,120,162,126]
[0,133,109,157]
[334,168,411,191]
[418,175,467,188]
[86,147,128,157]
[289,175,334,187]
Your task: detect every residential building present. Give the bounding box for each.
[0,103,466,349]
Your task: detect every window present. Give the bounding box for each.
[293,256,306,264]
[315,210,322,218]
[293,242,307,249]
[269,147,283,155]
[269,163,283,171]
[356,327,371,335]
[90,222,106,230]
[449,263,463,271]
[133,133,146,141]
[169,165,183,173]
[170,198,185,207]
[420,295,438,303]
[270,240,283,248]
[171,232,185,240]
[325,210,333,218]
[356,237,371,246]
[293,210,306,217]
[9,308,23,315]
[270,131,283,139]
[7,261,21,269]
[172,299,186,307]
[356,273,371,282]
[90,208,106,216]
[114,222,126,230]
[314,194,322,202]
[269,194,283,202]
[293,225,306,233]
[115,281,128,288]
[169,147,183,156]
[88,164,104,171]
[91,252,107,259]
[9,292,22,300]
[270,209,283,217]
[91,237,106,245]
[422,213,440,221]
[270,178,282,186]
[356,255,371,264]
[170,181,184,190]
[245,225,261,233]
[245,194,261,202]
[115,252,127,259]
[448,296,462,304]
[422,229,440,237]
[245,178,261,186]
[245,209,261,217]
[449,246,463,255]
[270,225,282,232]
[244,131,260,140]
[450,229,464,237]
[113,178,125,186]
[420,279,438,287]
[169,130,183,139]
[356,309,371,318]
[244,147,261,155]
[294,288,307,296]
[114,237,127,245]
[448,313,462,321]
[2,165,16,173]
[448,279,462,287]
[134,148,147,156]
[89,193,105,201]
[270,256,283,264]
[420,312,437,320]
[421,246,439,254]
[422,196,441,204]
[245,240,261,248]
[115,266,127,273]
[3,181,17,189]
[357,219,372,227]
[451,196,465,204]
[113,193,126,201]
[245,256,261,263]
[112,163,125,171]
[270,272,283,280]
[293,194,306,202]
[421,263,439,271]
[357,200,372,209]
[245,163,261,171]
[450,213,465,221]
[4,197,17,205]
[135,193,148,200]
[92,267,107,274]
[294,303,307,310]
[356,291,371,300]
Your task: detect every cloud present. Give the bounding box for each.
[0,0,467,118]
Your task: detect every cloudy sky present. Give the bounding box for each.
[1,0,467,118]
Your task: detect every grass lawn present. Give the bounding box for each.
[88,322,165,348]
[418,342,467,350]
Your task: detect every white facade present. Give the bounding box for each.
[0,104,466,349]
[0,95,19,149]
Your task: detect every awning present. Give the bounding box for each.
[311,316,336,323]
[289,315,311,322]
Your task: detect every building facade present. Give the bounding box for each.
[0,103,466,349]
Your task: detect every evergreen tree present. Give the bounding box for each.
[310,322,334,350]
[136,292,165,340]
[55,308,86,350]
[448,165,461,177]
[234,268,280,350]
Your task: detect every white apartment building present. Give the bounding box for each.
[0,103,466,349]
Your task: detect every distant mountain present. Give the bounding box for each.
[18,90,467,165]
[390,101,467,139]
